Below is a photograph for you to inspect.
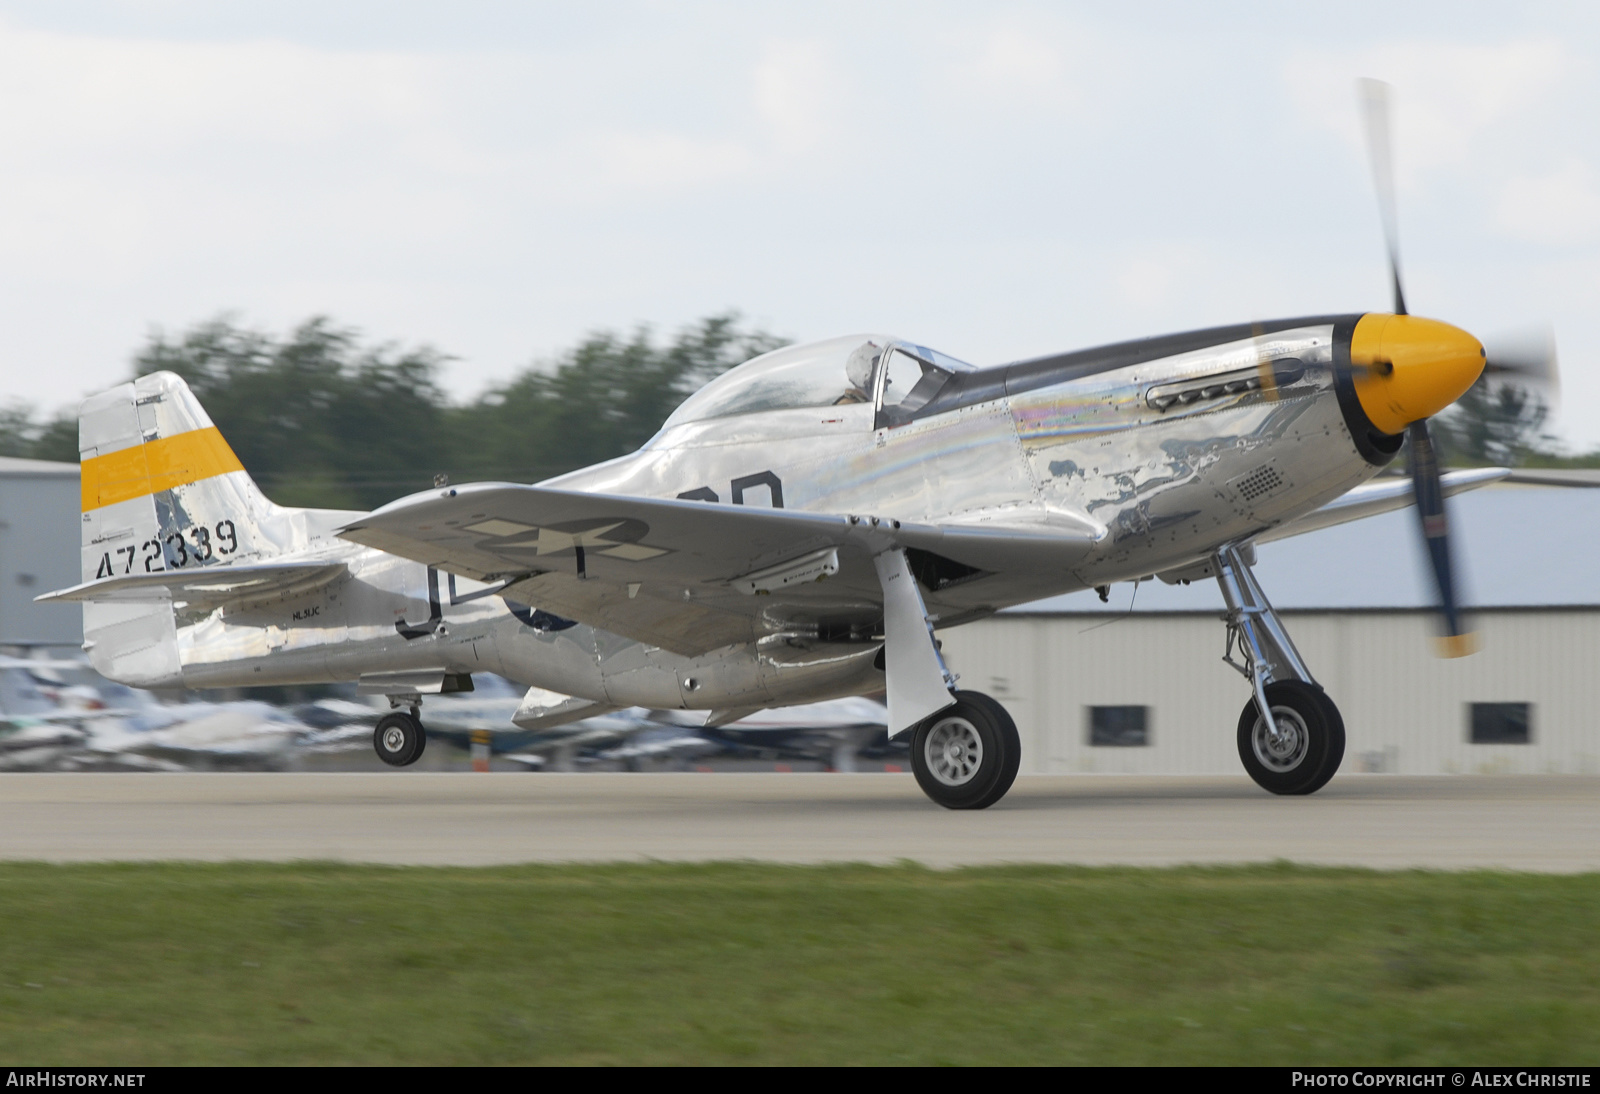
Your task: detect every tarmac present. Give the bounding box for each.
[0,773,1596,870]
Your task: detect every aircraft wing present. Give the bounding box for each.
[1258,468,1510,543]
[340,482,1102,657]
[36,562,349,613]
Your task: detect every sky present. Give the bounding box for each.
[3,2,1599,447]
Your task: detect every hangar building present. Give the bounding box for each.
[0,457,81,648]
[939,480,1600,776]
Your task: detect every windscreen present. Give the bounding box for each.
[875,343,977,428]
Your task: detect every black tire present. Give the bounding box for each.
[1236,680,1345,795]
[1291,688,1344,795]
[374,712,425,767]
[910,691,1021,810]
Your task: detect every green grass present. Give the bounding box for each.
[0,861,1596,1065]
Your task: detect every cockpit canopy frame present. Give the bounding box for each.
[660,334,978,433]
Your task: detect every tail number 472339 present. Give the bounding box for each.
[94,519,239,578]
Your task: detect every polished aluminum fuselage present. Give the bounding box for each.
[175,318,1383,712]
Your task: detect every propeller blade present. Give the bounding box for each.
[1358,77,1408,316]
[1406,420,1477,657]
[1481,324,1561,406]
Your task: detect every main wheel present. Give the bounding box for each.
[374,712,426,767]
[1236,680,1345,795]
[910,691,1021,810]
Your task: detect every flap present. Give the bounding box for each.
[500,571,759,656]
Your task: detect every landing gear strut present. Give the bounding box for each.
[909,691,1021,810]
[1215,544,1345,795]
[874,548,1020,809]
[374,710,427,767]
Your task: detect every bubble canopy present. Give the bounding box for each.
[662,334,977,428]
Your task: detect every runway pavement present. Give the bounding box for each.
[0,773,1596,870]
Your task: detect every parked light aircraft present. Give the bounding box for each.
[39,82,1559,807]
[293,674,678,769]
[0,654,312,770]
[498,708,705,771]
[657,696,893,772]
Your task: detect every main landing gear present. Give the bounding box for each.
[1236,680,1344,795]
[909,691,1021,810]
[374,708,428,767]
[875,547,1022,809]
[1215,544,1345,795]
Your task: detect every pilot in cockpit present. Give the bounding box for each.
[838,341,882,404]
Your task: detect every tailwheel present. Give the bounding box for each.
[910,691,1021,810]
[1236,680,1345,796]
[374,712,426,768]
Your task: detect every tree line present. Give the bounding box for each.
[0,314,785,510]
[0,314,1581,509]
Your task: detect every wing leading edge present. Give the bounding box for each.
[1259,468,1509,543]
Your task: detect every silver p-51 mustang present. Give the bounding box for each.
[38,82,1554,808]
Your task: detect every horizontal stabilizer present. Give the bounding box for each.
[35,562,348,612]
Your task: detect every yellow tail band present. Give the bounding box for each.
[80,426,245,512]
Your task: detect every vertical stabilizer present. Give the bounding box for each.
[76,371,288,686]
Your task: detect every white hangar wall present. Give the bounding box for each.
[937,609,1600,777]
[0,457,82,647]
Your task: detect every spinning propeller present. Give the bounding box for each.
[1353,79,1560,657]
